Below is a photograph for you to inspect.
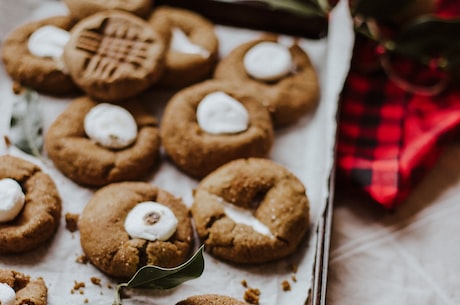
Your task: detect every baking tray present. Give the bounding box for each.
[0,1,353,304]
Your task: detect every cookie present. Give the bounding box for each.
[176,294,247,305]
[78,182,194,279]
[63,10,167,102]
[160,80,274,179]
[45,96,161,186]
[1,15,79,96]
[191,158,310,264]
[214,37,320,127]
[0,155,61,254]
[148,6,219,88]
[0,269,47,305]
[63,0,153,20]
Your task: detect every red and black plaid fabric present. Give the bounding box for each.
[336,1,460,210]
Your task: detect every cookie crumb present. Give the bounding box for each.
[84,298,89,303]
[74,280,85,290]
[281,280,291,291]
[107,284,113,289]
[287,263,298,273]
[244,287,260,305]
[241,279,248,288]
[12,82,24,95]
[291,275,297,282]
[76,255,89,264]
[4,135,11,148]
[65,213,80,232]
[90,277,101,286]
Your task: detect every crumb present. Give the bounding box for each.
[4,135,11,148]
[65,213,80,232]
[84,298,89,303]
[281,280,291,291]
[241,279,248,288]
[12,82,24,95]
[107,284,113,289]
[287,263,298,273]
[244,287,260,305]
[291,275,297,282]
[76,255,89,264]
[74,281,85,290]
[90,277,101,286]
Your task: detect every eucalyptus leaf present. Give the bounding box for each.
[391,16,460,69]
[9,89,44,158]
[351,0,414,20]
[113,245,205,305]
[254,0,326,17]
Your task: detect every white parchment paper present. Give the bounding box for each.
[0,1,354,304]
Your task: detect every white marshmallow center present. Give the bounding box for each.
[0,283,16,305]
[28,25,70,59]
[84,103,138,149]
[0,178,25,223]
[196,91,249,134]
[170,27,210,58]
[124,201,178,241]
[243,41,293,82]
[220,200,273,237]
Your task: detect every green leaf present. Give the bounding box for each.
[9,89,44,158]
[254,0,326,17]
[113,245,205,305]
[351,0,414,20]
[391,16,460,69]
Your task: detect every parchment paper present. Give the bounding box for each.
[0,1,353,304]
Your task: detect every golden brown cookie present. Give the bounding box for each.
[214,37,320,128]
[63,0,153,20]
[160,80,274,179]
[191,158,310,264]
[63,10,167,102]
[0,155,61,254]
[1,15,79,96]
[78,182,194,279]
[176,294,247,305]
[0,269,47,305]
[148,6,219,88]
[44,96,161,187]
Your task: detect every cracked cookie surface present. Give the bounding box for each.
[78,182,194,279]
[191,158,310,264]
[0,269,47,305]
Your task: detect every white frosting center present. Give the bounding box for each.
[0,178,25,223]
[196,91,249,134]
[0,283,16,305]
[243,41,293,82]
[84,103,138,149]
[27,25,70,60]
[124,201,178,241]
[220,200,273,237]
[170,27,210,58]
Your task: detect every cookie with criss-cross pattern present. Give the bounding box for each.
[0,155,61,254]
[63,10,167,102]
[0,269,47,305]
[78,182,194,279]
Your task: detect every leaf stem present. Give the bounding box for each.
[113,283,128,305]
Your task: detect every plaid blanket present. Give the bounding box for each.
[336,1,460,209]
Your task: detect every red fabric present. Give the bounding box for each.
[336,1,460,209]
